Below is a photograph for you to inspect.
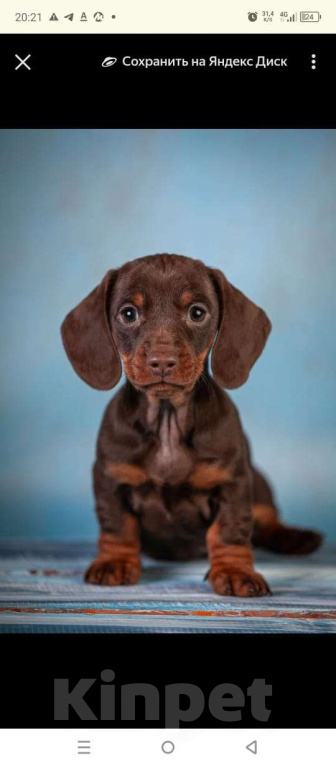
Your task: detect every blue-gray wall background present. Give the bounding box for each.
[1,129,335,540]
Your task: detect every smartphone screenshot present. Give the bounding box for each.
[1,1,335,762]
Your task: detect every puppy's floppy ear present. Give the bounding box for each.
[61,269,122,390]
[208,267,271,389]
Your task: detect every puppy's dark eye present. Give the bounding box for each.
[189,305,206,322]
[120,306,139,324]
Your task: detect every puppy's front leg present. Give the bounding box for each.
[206,474,271,598]
[85,461,141,586]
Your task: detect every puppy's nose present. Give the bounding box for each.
[147,353,178,376]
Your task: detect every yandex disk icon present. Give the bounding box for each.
[101,57,118,67]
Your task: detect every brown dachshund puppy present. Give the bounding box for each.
[61,254,322,597]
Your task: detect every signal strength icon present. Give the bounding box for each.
[287,12,297,21]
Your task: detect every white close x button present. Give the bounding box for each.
[15,54,31,71]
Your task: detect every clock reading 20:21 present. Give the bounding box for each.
[15,12,42,21]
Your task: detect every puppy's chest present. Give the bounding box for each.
[144,400,194,485]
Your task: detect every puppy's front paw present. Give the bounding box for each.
[207,567,271,597]
[85,556,141,586]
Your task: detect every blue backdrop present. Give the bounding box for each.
[1,129,335,539]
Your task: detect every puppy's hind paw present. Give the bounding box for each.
[259,526,323,555]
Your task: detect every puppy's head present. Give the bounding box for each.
[61,254,271,397]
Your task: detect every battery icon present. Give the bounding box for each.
[300,11,321,21]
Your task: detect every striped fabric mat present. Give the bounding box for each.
[0,540,335,633]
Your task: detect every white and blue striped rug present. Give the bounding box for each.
[0,540,335,633]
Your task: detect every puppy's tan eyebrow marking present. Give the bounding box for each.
[179,290,211,309]
[180,291,193,307]
[132,293,144,308]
